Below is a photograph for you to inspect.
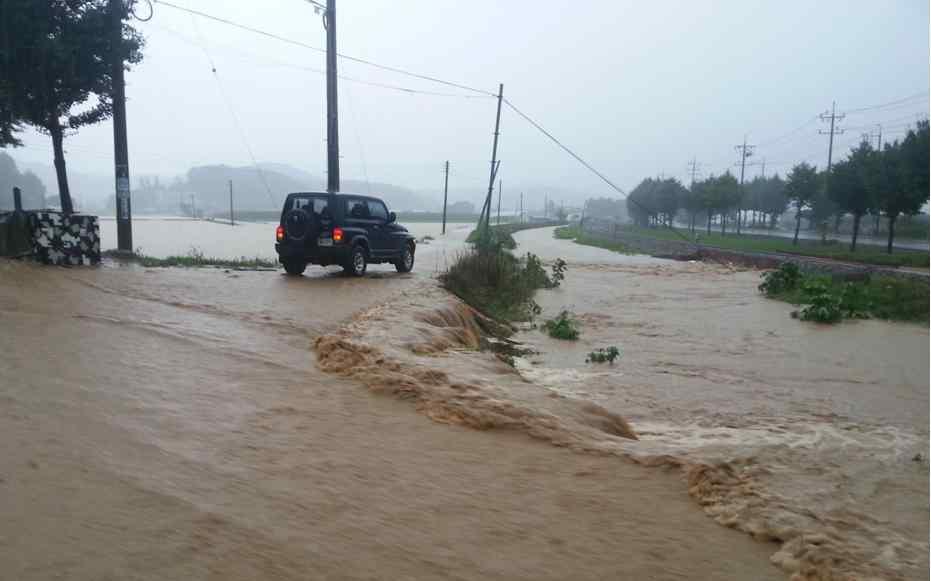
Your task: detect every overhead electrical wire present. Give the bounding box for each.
[151,0,496,97]
[841,90,929,115]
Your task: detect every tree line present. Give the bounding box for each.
[626,121,929,253]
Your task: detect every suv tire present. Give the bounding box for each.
[283,260,306,276]
[344,243,367,277]
[395,242,415,273]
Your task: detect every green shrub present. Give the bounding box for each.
[550,258,567,287]
[543,310,580,340]
[758,262,802,296]
[441,249,557,322]
[586,346,621,364]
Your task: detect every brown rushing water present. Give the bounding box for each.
[0,228,784,581]
[511,227,930,580]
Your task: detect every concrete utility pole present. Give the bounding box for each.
[820,101,845,173]
[481,83,504,237]
[496,179,502,225]
[687,157,701,189]
[441,160,449,235]
[325,0,340,192]
[110,0,132,252]
[734,136,755,235]
[229,180,234,226]
[820,101,845,233]
[519,192,524,224]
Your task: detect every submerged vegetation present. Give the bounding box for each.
[759,263,928,323]
[543,310,580,340]
[586,346,622,364]
[553,225,637,255]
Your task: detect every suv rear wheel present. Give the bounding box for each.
[344,243,367,277]
[395,242,415,273]
[283,259,306,276]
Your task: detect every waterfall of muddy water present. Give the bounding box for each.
[501,226,929,581]
[0,227,791,581]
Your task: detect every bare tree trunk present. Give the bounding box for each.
[706,213,711,235]
[793,211,801,245]
[886,214,897,254]
[49,120,74,214]
[872,214,881,236]
[720,212,726,235]
[850,213,862,252]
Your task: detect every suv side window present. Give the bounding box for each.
[345,198,370,220]
[367,200,388,222]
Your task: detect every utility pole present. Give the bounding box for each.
[496,179,502,225]
[441,160,449,235]
[760,158,766,178]
[325,0,340,192]
[190,194,196,219]
[820,101,845,233]
[687,157,700,189]
[519,192,524,224]
[229,180,234,226]
[481,83,504,237]
[109,0,132,252]
[734,136,755,235]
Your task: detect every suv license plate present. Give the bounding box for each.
[318,237,333,247]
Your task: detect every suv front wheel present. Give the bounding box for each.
[345,243,367,277]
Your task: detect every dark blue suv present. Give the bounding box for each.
[275,192,416,276]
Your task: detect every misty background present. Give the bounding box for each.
[3,0,929,216]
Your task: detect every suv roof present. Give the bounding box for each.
[285,192,386,203]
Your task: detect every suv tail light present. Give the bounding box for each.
[332,227,344,243]
[276,225,285,241]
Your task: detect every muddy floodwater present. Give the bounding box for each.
[1,221,927,580]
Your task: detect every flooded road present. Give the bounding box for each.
[0,224,786,580]
[512,227,929,580]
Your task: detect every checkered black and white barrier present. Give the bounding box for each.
[30,212,101,266]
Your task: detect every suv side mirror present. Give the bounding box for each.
[387,211,396,223]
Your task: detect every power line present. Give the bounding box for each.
[150,0,496,97]
[189,15,278,208]
[841,90,929,115]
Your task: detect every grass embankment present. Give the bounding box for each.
[102,249,276,269]
[553,225,638,255]
[586,224,928,268]
[759,263,928,323]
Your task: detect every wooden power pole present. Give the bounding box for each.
[110,0,132,251]
[442,160,449,235]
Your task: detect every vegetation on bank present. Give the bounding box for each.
[102,248,276,269]
[553,225,637,255]
[759,263,928,323]
[441,250,557,322]
[559,223,928,268]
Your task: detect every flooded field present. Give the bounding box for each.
[98,216,462,261]
[1,221,926,580]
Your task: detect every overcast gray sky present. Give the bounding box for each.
[9,0,931,204]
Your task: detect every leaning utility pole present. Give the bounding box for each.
[325,0,340,192]
[229,180,234,226]
[496,179,502,225]
[734,136,755,235]
[481,83,504,239]
[441,160,449,235]
[110,0,132,252]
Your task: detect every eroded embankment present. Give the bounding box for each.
[312,274,927,581]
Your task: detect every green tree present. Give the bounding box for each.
[653,178,685,227]
[682,180,706,233]
[627,178,657,227]
[785,162,819,245]
[0,1,143,213]
[875,121,930,253]
[829,141,876,251]
[715,172,739,235]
